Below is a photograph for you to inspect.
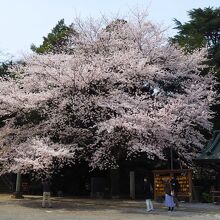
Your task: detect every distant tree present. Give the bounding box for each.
[171,7,220,76]
[31,19,76,54]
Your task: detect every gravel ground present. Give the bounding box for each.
[0,194,219,220]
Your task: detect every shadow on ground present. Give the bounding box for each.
[5,196,219,218]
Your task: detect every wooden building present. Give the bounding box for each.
[195,130,220,202]
[196,130,220,167]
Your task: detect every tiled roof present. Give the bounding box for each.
[196,130,220,162]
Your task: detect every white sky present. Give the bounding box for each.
[0,0,219,60]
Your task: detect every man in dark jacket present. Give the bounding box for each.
[170,176,180,207]
[42,179,52,208]
[144,177,154,212]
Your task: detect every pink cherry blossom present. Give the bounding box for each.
[0,12,217,175]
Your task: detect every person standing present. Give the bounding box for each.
[170,176,180,207]
[164,179,175,211]
[42,178,52,208]
[144,177,154,212]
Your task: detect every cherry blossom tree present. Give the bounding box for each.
[0,11,218,176]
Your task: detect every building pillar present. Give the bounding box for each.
[130,171,135,199]
[110,169,119,198]
[216,172,220,190]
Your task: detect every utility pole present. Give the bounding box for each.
[170,146,173,170]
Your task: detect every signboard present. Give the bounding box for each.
[153,169,192,202]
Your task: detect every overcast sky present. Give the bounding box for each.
[0,0,219,60]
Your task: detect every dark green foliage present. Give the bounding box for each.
[31,19,75,54]
[171,7,220,75]
[201,192,212,203]
[0,60,14,78]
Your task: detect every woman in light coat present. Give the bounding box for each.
[164,179,175,211]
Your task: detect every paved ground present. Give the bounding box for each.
[0,194,219,220]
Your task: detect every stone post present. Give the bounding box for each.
[13,171,23,198]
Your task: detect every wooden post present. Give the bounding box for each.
[153,172,157,201]
[188,170,193,202]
